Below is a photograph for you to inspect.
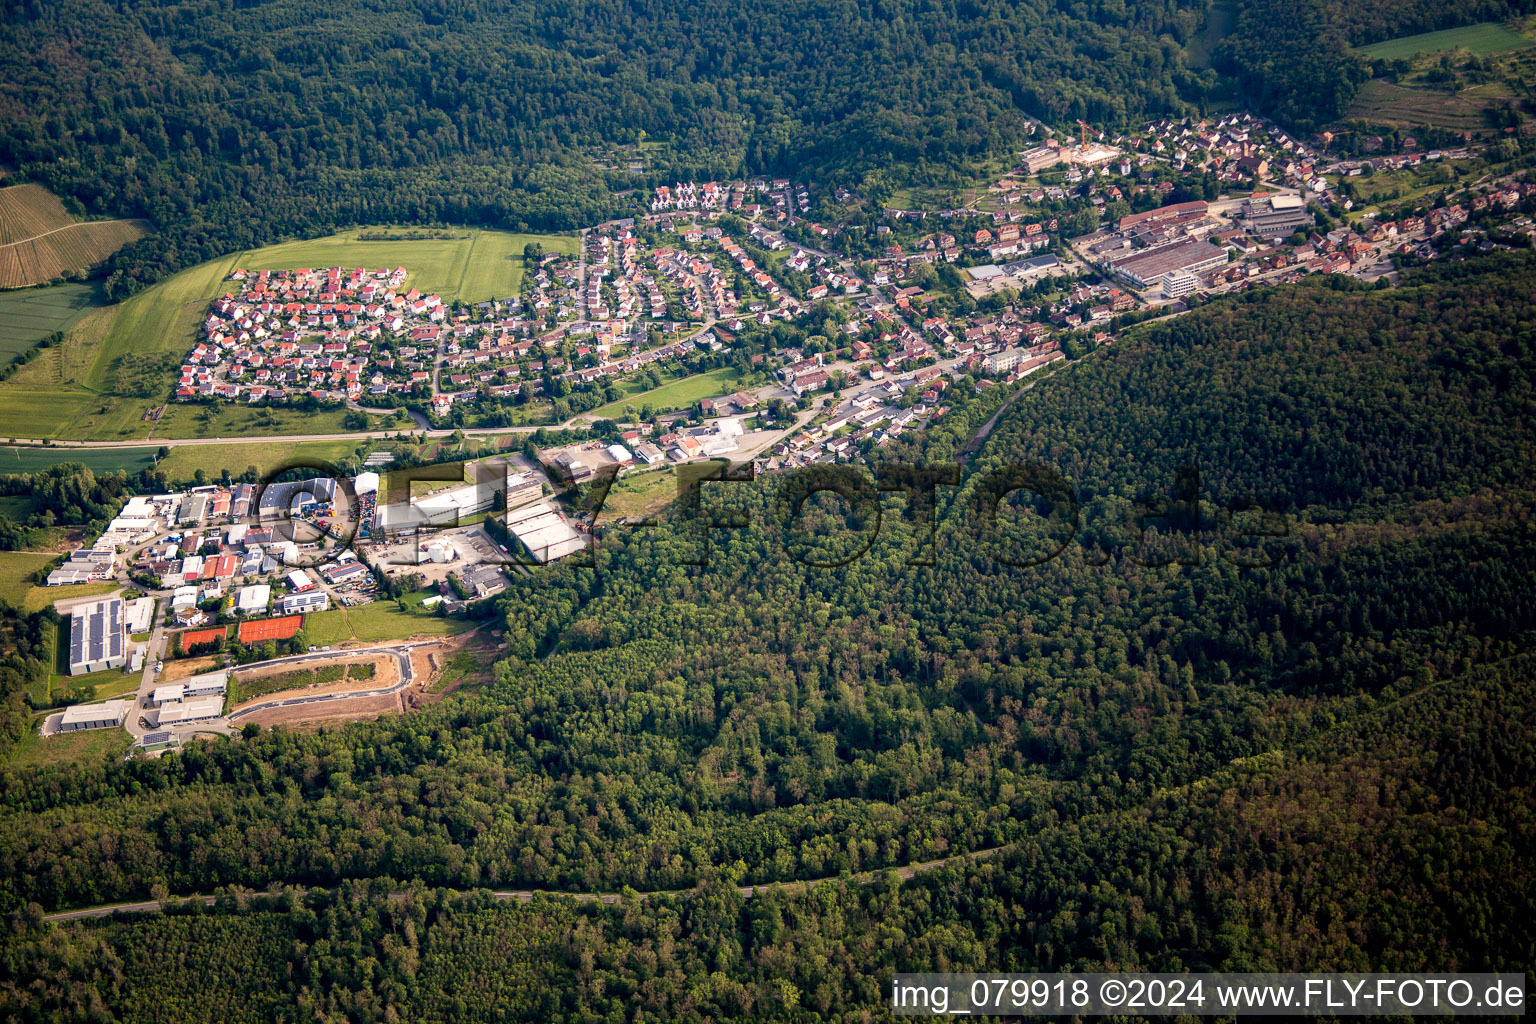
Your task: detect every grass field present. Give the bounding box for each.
[0,551,55,606]
[301,601,476,646]
[600,466,680,520]
[0,226,576,441]
[0,445,158,474]
[590,366,747,420]
[7,722,131,769]
[23,580,120,614]
[1357,21,1535,59]
[0,282,104,364]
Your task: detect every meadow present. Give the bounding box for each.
[0,445,158,474]
[589,366,747,420]
[1357,21,1534,60]
[6,722,131,769]
[155,438,365,484]
[300,600,476,646]
[599,465,679,520]
[0,282,103,364]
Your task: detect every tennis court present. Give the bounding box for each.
[179,626,226,652]
[237,614,304,643]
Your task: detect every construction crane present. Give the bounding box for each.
[1076,119,1091,149]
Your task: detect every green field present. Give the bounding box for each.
[589,366,747,420]
[1357,21,1535,60]
[156,437,365,484]
[0,550,56,599]
[0,282,103,364]
[0,445,158,474]
[600,465,679,520]
[0,227,577,441]
[7,722,132,769]
[301,601,476,646]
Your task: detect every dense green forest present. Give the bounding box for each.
[4,0,1521,301]
[1,255,1533,1018]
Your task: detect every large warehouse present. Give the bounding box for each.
[506,502,586,563]
[1107,238,1229,288]
[69,597,129,676]
[58,699,132,732]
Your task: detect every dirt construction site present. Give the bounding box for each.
[229,630,496,731]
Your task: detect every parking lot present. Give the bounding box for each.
[367,523,511,588]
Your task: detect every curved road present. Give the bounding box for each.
[224,642,429,723]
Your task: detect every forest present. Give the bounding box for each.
[0,254,1533,1019]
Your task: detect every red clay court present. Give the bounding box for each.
[179,626,226,652]
[237,614,304,643]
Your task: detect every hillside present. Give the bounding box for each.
[0,258,1532,1020]
[0,185,149,288]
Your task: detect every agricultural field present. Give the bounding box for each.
[0,184,73,245]
[301,601,476,646]
[0,282,103,365]
[155,438,365,485]
[0,227,575,440]
[1356,21,1535,60]
[0,445,158,474]
[1345,79,1500,133]
[589,366,747,420]
[0,183,149,289]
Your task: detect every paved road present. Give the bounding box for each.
[223,642,427,722]
[42,844,1008,922]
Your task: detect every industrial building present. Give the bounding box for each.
[376,462,543,537]
[1161,271,1199,298]
[1107,239,1228,288]
[235,584,271,614]
[457,564,509,599]
[279,591,330,614]
[58,699,132,732]
[505,502,586,563]
[1243,193,1312,238]
[69,597,129,676]
[153,696,225,726]
[257,476,337,514]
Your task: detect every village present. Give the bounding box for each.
[39,104,1536,759]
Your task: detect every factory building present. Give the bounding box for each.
[69,597,128,676]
